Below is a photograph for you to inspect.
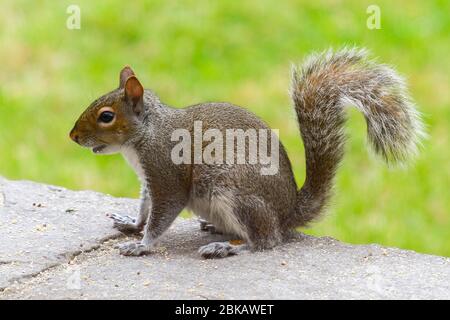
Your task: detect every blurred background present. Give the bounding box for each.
[0,0,449,256]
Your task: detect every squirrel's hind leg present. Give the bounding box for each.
[196,188,283,259]
[198,241,248,259]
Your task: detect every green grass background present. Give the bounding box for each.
[1,0,449,256]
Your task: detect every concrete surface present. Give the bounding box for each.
[0,177,449,299]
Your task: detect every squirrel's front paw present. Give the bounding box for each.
[110,213,141,234]
[116,241,153,256]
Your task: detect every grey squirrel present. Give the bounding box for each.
[70,48,424,258]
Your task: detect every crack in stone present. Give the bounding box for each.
[0,262,61,293]
[0,260,24,265]
[61,232,126,262]
[0,232,127,293]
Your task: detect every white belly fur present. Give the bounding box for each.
[188,189,248,240]
[121,146,146,182]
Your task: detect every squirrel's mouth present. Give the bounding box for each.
[92,145,107,154]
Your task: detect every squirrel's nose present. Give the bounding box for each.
[70,128,80,144]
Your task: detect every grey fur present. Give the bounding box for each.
[290,47,425,225]
[77,48,424,258]
[198,242,249,259]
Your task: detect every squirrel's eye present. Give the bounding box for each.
[98,111,115,123]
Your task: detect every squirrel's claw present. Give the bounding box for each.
[117,241,153,256]
[110,213,142,234]
[110,213,136,224]
[198,218,222,234]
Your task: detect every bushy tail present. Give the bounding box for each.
[290,47,425,227]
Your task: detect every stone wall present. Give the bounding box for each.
[0,177,449,299]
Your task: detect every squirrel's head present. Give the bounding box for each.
[69,66,146,154]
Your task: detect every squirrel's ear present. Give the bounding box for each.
[124,75,144,114]
[119,66,135,88]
